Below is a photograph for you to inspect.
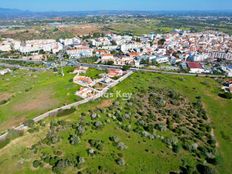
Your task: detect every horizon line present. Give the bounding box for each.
[1,7,232,13]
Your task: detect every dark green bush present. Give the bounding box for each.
[33,160,42,168]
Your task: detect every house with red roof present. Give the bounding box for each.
[107,68,124,78]
[75,87,95,98]
[128,52,140,58]
[96,50,110,56]
[186,62,205,74]
[73,75,95,86]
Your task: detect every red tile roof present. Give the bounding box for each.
[107,68,123,77]
[187,62,203,69]
[129,52,140,57]
[102,54,113,57]
[96,50,108,54]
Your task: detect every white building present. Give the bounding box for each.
[0,39,14,52]
[150,56,169,64]
[221,66,232,77]
[121,43,143,53]
[101,54,114,63]
[114,56,134,65]
[18,39,63,53]
[208,52,232,61]
[66,46,93,58]
[0,44,11,52]
[190,53,209,62]
[0,68,11,75]
[60,37,81,46]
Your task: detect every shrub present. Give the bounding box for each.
[24,119,35,128]
[48,156,59,166]
[196,164,215,174]
[122,65,131,71]
[28,127,39,133]
[93,121,103,129]
[218,92,232,99]
[7,129,24,140]
[75,125,85,135]
[206,157,218,165]
[57,107,76,117]
[50,120,58,129]
[179,165,195,174]
[0,138,10,149]
[168,90,179,100]
[116,158,126,166]
[109,136,120,143]
[68,135,81,145]
[117,142,127,150]
[76,156,85,165]
[33,160,42,168]
[98,165,103,171]
[96,143,103,151]
[58,120,66,126]
[173,144,181,153]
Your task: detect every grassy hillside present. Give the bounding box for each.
[0,72,231,174]
[114,72,232,174]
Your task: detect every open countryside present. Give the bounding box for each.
[0,0,232,174]
[0,72,231,174]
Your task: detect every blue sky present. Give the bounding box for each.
[0,0,231,11]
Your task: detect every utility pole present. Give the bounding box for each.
[57,45,67,77]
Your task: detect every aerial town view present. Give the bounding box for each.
[0,0,231,174]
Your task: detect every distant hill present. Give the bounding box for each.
[0,8,34,18]
[0,7,232,19]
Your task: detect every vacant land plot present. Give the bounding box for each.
[107,19,175,35]
[83,68,105,79]
[0,72,231,174]
[113,72,232,174]
[0,68,81,132]
[59,24,102,36]
[0,24,102,40]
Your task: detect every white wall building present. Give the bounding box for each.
[67,46,93,58]
[150,56,169,64]
[0,68,11,75]
[101,54,114,63]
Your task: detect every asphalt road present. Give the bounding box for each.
[78,62,226,78]
[0,57,226,78]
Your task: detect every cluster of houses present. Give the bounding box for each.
[0,38,63,54]
[0,30,232,75]
[72,66,124,98]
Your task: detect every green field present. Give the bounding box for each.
[0,72,231,174]
[106,18,190,35]
[113,72,232,174]
[108,20,170,35]
[0,67,81,133]
[82,68,105,79]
